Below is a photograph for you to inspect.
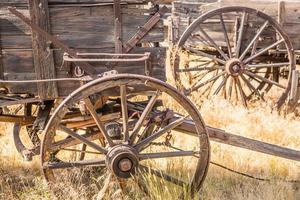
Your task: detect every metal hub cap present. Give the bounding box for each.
[118,158,133,172]
[225,58,245,76]
[106,145,139,178]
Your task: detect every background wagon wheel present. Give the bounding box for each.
[173,6,295,108]
[41,74,210,199]
[12,103,41,161]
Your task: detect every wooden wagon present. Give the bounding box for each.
[170,0,300,108]
[0,0,212,198]
[1,0,300,198]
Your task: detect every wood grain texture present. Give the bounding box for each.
[0,2,166,99]
[29,0,58,99]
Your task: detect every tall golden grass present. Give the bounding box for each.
[1,52,300,199]
[1,96,300,199]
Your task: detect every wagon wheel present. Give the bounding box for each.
[173,6,295,108]
[41,74,210,198]
[12,103,41,161]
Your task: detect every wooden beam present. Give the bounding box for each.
[28,0,58,99]
[175,119,300,162]
[0,20,3,80]
[0,115,35,125]
[114,0,123,53]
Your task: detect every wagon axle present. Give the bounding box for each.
[225,58,245,76]
[106,145,139,179]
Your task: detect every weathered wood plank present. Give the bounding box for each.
[0,1,166,98]
[175,119,300,162]
[29,0,58,99]
[0,20,3,79]
[3,47,166,96]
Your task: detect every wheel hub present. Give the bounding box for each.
[225,58,245,76]
[106,145,139,179]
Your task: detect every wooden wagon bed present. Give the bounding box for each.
[0,0,166,103]
[171,0,300,51]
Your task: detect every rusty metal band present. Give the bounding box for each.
[123,6,168,53]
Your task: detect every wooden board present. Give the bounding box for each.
[29,0,58,99]
[171,0,300,49]
[0,1,166,99]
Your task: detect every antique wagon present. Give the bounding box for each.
[0,0,210,198]
[1,0,300,198]
[170,0,300,108]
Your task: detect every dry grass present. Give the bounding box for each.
[1,52,300,199]
[1,97,300,199]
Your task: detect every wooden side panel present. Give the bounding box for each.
[171,0,300,49]
[0,21,3,80]
[3,47,166,96]
[29,0,58,99]
[0,2,166,97]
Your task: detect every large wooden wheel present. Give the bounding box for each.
[41,74,210,198]
[173,6,295,108]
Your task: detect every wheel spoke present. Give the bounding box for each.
[186,71,226,95]
[247,62,289,69]
[236,12,246,57]
[84,98,114,147]
[233,78,239,101]
[139,165,187,187]
[59,125,108,154]
[240,74,264,100]
[134,116,187,152]
[50,131,102,152]
[97,173,112,200]
[243,39,284,64]
[120,85,129,142]
[220,13,232,58]
[227,77,234,100]
[43,158,106,169]
[190,33,210,46]
[184,46,226,65]
[139,151,196,160]
[79,144,87,160]
[130,91,160,144]
[213,74,229,95]
[60,148,102,155]
[244,70,286,89]
[239,20,269,60]
[235,77,248,107]
[198,26,229,60]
